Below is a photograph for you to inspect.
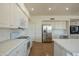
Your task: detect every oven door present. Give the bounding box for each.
[70,26,79,34]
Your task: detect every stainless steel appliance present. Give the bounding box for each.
[70,26,79,34]
[42,24,52,43]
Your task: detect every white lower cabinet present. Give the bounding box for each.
[54,42,65,56]
[54,42,72,56]
[8,42,27,56]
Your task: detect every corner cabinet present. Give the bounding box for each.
[0,4,29,29]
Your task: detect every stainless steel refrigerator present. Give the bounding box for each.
[42,24,52,43]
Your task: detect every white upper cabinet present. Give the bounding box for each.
[18,7,28,29]
[0,3,29,28]
[9,4,29,29]
[70,20,79,26]
[9,4,21,28]
[0,4,10,28]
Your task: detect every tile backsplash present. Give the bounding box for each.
[10,31,20,39]
[0,28,28,42]
[10,29,28,39]
[0,29,10,42]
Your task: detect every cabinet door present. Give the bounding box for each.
[9,4,21,28]
[54,42,72,56]
[8,43,27,56]
[20,17,28,28]
[19,9,28,29]
[54,42,66,56]
[0,4,10,27]
[0,4,21,28]
[24,16,28,28]
[54,43,62,56]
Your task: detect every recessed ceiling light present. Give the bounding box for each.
[49,8,52,11]
[66,8,69,11]
[31,8,34,11]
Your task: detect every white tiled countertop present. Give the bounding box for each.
[53,39,79,55]
[0,39,29,56]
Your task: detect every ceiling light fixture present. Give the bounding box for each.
[49,8,52,11]
[31,8,34,11]
[66,8,69,11]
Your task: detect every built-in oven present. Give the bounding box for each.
[70,26,79,34]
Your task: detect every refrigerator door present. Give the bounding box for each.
[42,25,47,42]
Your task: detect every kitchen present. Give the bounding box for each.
[0,3,79,56]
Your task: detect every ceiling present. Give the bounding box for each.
[24,3,79,16]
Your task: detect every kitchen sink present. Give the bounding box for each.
[59,35,69,39]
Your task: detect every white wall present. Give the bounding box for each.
[29,15,79,42]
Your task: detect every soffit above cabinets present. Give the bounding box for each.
[24,3,79,16]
